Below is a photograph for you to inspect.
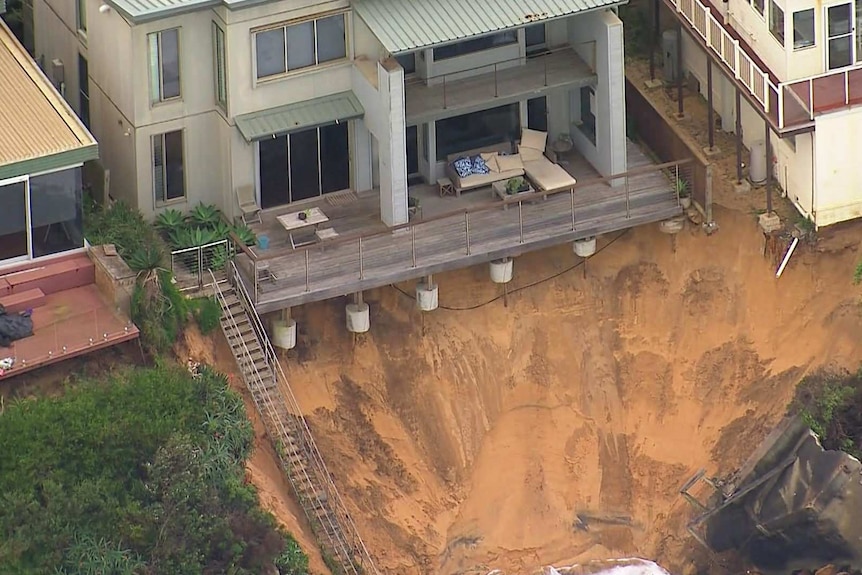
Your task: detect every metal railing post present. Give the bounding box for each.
[443,75,448,109]
[675,164,681,206]
[358,237,364,279]
[465,212,471,255]
[570,188,576,231]
[411,225,416,268]
[625,175,631,218]
[518,201,524,244]
[544,58,548,87]
[778,84,785,129]
[197,246,203,290]
[305,249,310,292]
[253,260,258,302]
[494,63,498,98]
[845,70,850,105]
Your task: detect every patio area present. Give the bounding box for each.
[239,140,690,312]
[0,284,138,379]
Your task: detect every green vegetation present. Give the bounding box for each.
[191,296,223,335]
[155,204,257,252]
[790,369,862,458]
[0,363,309,574]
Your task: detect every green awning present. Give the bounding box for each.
[353,0,623,55]
[235,91,364,142]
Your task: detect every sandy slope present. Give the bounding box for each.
[276,205,862,575]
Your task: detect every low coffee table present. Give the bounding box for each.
[491,180,536,210]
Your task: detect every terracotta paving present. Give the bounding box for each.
[0,284,139,379]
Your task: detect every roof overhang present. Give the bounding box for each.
[353,0,624,55]
[235,91,364,142]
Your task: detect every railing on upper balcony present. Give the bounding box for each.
[667,0,862,131]
[413,45,589,111]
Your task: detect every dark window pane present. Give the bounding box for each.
[259,135,289,209]
[434,31,517,60]
[287,21,315,71]
[828,3,852,36]
[320,123,350,194]
[78,54,90,128]
[0,181,27,261]
[793,9,815,49]
[580,86,596,145]
[435,103,520,159]
[161,29,181,99]
[527,97,548,132]
[316,14,346,63]
[289,129,320,201]
[396,53,416,74]
[829,36,853,68]
[256,29,286,78]
[525,24,546,49]
[30,167,83,257]
[164,130,185,201]
[406,125,419,175]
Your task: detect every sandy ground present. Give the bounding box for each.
[178,60,862,575]
[272,62,862,575]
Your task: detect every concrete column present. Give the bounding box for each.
[735,89,743,184]
[377,61,409,227]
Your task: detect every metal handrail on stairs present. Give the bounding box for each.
[213,266,379,575]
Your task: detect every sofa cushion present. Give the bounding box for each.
[452,157,473,178]
[496,153,524,172]
[519,146,544,162]
[521,128,548,151]
[458,167,525,189]
[481,152,500,173]
[471,155,491,175]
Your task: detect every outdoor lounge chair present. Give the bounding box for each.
[236,185,261,225]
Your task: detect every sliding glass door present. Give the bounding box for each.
[0,179,28,263]
[257,122,350,209]
[0,167,84,265]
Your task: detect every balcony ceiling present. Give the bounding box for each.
[353,0,623,54]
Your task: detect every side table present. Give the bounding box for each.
[437,177,455,197]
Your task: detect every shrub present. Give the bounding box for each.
[0,363,307,573]
[192,297,222,335]
[790,368,862,457]
[276,534,310,575]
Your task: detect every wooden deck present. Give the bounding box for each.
[239,141,688,313]
[405,47,596,125]
[0,284,139,380]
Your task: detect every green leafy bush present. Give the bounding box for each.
[192,297,222,335]
[790,368,862,457]
[0,364,307,574]
[84,200,163,261]
[131,270,188,354]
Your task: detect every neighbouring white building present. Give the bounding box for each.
[661,0,862,226]
[32,0,632,227]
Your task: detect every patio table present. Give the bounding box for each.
[276,208,329,249]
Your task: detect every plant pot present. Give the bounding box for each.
[298,212,308,221]
[680,196,692,209]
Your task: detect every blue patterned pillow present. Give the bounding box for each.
[471,155,490,175]
[452,157,473,178]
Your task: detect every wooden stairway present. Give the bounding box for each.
[212,276,377,575]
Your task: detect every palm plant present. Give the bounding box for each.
[188,203,222,228]
[155,208,185,238]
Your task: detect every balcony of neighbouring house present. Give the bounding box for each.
[234,140,692,313]
[0,252,139,379]
[404,47,597,125]
[665,0,862,132]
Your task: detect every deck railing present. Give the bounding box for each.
[414,45,589,111]
[239,158,693,305]
[4,307,135,374]
[170,239,233,292]
[667,0,862,130]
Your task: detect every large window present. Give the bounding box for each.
[152,130,185,204]
[257,123,350,208]
[579,86,596,145]
[0,168,84,263]
[435,103,520,159]
[254,13,347,80]
[148,28,181,103]
[433,31,518,61]
[213,23,227,109]
[793,9,815,49]
[526,24,547,55]
[770,0,786,45]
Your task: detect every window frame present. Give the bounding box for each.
[213,22,227,110]
[770,0,786,46]
[433,31,519,61]
[752,0,766,18]
[76,0,87,37]
[148,28,182,105]
[792,8,815,50]
[152,130,186,206]
[253,12,348,82]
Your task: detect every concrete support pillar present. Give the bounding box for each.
[735,89,743,184]
[346,292,370,334]
[649,0,660,81]
[707,59,715,150]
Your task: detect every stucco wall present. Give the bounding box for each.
[813,109,862,226]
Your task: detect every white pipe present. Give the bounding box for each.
[775,236,799,278]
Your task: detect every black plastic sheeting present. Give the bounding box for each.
[0,305,33,348]
[704,417,862,571]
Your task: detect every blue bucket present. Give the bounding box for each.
[257,234,270,250]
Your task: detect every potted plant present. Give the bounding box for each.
[408,196,421,220]
[505,177,530,195]
[675,178,691,209]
